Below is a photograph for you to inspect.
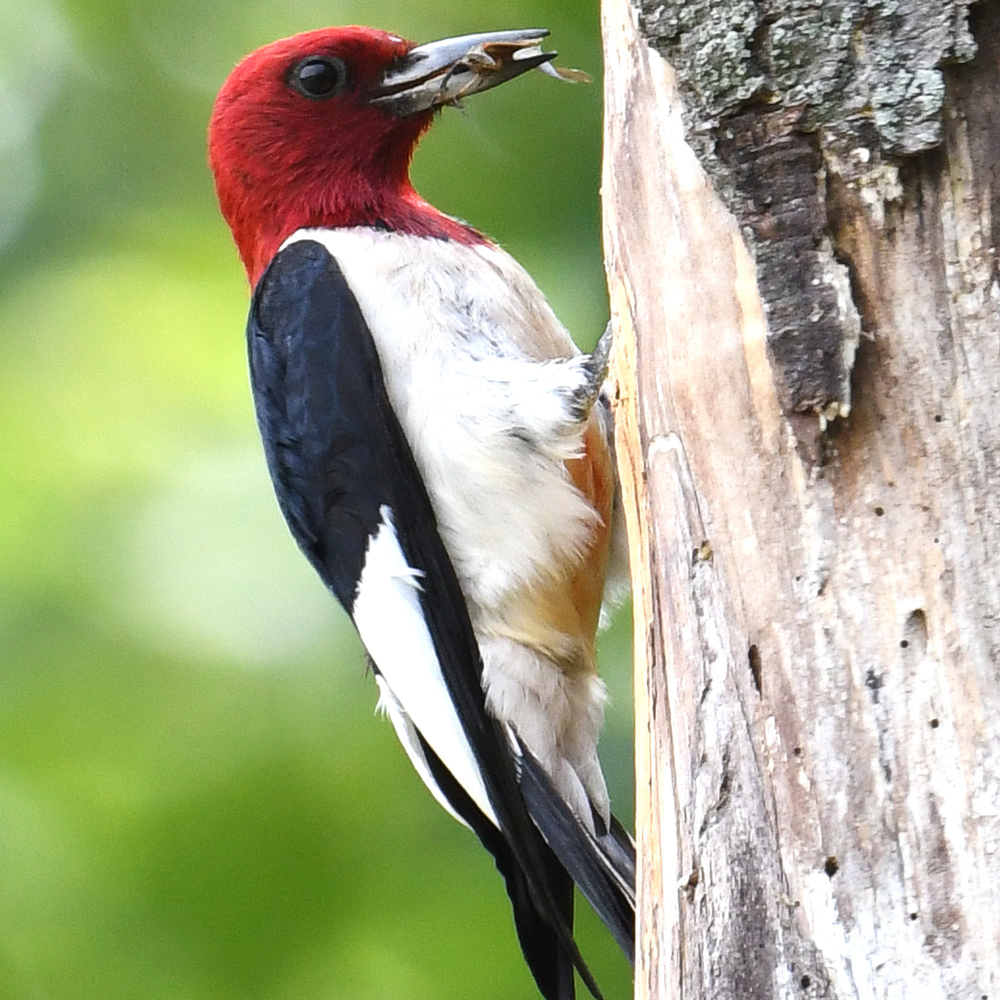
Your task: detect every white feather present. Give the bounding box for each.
[282,227,614,827]
[352,507,498,827]
[374,675,470,828]
[282,227,599,612]
[481,635,610,828]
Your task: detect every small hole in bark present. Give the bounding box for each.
[865,669,882,701]
[910,911,918,920]
[748,644,762,693]
[930,717,940,728]
[874,505,885,516]
[683,868,700,902]
[718,754,732,805]
[793,747,803,757]
[824,855,839,877]
[800,975,812,989]
[903,609,929,658]
[934,414,943,422]
[900,639,909,648]
[693,539,713,563]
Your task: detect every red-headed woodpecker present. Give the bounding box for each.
[208,26,633,1000]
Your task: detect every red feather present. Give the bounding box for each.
[208,26,486,286]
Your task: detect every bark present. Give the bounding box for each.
[601,0,1000,997]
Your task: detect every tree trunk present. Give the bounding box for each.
[601,0,1000,997]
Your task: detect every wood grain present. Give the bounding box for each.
[601,0,1000,996]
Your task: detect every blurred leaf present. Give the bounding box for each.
[0,2,630,999]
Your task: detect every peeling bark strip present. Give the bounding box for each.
[635,0,977,422]
[602,0,1000,997]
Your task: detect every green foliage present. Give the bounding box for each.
[0,2,632,997]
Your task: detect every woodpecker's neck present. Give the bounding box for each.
[212,115,488,286]
[233,183,487,287]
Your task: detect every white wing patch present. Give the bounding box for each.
[374,676,469,828]
[352,507,498,828]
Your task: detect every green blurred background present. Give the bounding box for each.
[0,1,633,997]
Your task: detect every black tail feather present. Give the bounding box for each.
[416,731,586,1000]
[500,839,577,1000]
[518,746,636,960]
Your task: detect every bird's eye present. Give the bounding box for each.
[288,56,348,100]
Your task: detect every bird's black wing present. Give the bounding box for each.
[247,238,610,1000]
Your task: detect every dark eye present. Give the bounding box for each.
[288,56,348,100]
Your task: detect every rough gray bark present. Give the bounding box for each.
[601,0,1000,997]
[640,0,977,429]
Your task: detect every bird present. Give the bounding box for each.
[208,25,634,1000]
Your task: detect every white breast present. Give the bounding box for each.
[284,227,598,617]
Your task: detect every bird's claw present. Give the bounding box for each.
[588,322,613,384]
[569,322,613,421]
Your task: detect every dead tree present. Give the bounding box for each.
[601,0,1000,996]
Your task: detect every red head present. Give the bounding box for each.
[209,26,556,285]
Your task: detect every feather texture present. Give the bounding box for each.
[246,239,631,1000]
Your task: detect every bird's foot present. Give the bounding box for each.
[569,322,613,422]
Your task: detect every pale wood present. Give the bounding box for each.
[601,0,1000,997]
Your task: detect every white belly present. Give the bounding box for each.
[283,226,612,825]
[290,227,598,614]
